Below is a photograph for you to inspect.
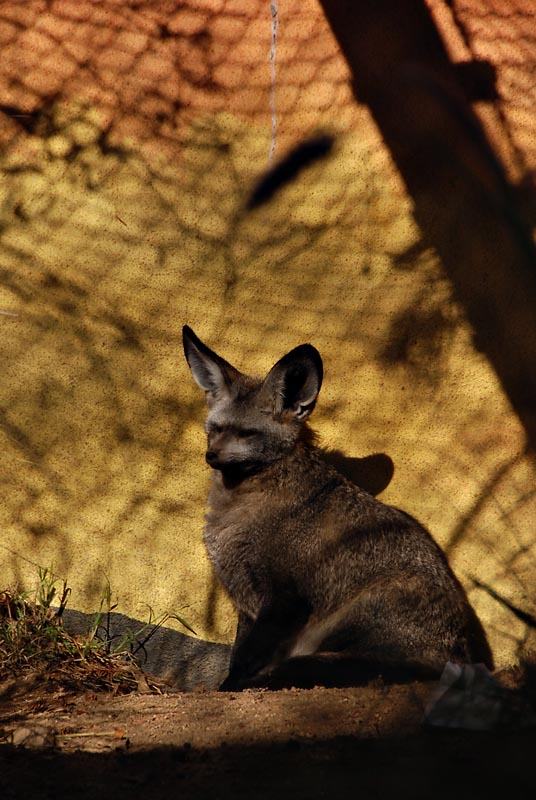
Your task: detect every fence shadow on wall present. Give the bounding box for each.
[0,1,535,665]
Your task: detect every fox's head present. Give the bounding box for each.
[183,326,323,479]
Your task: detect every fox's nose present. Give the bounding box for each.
[206,450,219,466]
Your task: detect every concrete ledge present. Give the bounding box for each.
[62,609,231,691]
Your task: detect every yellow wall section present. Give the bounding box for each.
[1,0,535,666]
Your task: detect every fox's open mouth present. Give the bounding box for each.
[207,457,264,483]
[208,458,258,472]
[208,459,229,471]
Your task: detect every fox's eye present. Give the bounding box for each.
[236,429,259,439]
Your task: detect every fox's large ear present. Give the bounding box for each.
[183,326,241,399]
[261,344,323,420]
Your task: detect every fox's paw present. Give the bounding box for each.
[219,669,274,692]
[218,675,239,692]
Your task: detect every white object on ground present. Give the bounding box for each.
[424,661,536,731]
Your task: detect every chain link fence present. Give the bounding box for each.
[0,0,535,666]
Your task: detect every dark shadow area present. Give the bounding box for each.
[1,729,535,800]
[319,0,536,450]
[379,302,457,382]
[226,654,440,691]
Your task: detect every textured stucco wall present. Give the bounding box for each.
[1,0,535,669]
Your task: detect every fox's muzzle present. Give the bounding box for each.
[205,451,263,481]
[205,450,240,471]
[205,450,220,467]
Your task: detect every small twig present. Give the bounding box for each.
[57,731,126,739]
[268,0,279,162]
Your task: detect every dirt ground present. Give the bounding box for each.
[1,676,536,800]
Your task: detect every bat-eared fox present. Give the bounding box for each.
[183,325,492,690]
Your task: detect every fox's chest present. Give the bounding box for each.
[204,505,287,616]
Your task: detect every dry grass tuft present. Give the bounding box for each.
[0,569,161,695]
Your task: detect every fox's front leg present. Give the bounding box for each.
[220,595,310,691]
[220,606,291,691]
[228,610,255,667]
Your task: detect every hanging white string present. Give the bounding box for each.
[268,1,279,162]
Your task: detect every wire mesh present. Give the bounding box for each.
[0,0,535,664]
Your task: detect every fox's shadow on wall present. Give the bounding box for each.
[320,450,394,498]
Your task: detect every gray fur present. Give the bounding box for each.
[183,326,492,690]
